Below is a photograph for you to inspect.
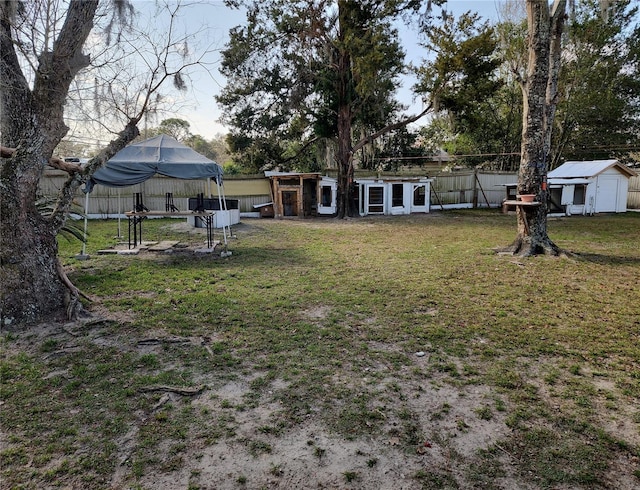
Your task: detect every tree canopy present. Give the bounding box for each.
[413,11,517,169]
[218,0,445,216]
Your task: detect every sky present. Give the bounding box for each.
[133,0,508,141]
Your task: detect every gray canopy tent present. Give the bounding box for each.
[82,134,228,252]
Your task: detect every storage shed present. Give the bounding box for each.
[356,177,432,216]
[264,172,337,218]
[547,160,637,215]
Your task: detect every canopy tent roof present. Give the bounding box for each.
[85,134,223,192]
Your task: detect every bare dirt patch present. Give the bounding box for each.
[131,375,514,490]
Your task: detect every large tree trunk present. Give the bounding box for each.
[335,2,356,219]
[1,150,69,326]
[1,0,195,326]
[0,1,91,326]
[336,104,355,219]
[506,0,566,256]
[0,1,140,326]
[1,123,140,326]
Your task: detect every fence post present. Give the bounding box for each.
[473,168,478,208]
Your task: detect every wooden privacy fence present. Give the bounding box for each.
[429,170,517,209]
[628,174,640,209]
[39,168,638,215]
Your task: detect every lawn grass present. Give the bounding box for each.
[1,210,639,489]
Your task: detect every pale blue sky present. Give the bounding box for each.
[135,0,507,140]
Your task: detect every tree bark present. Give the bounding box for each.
[505,0,566,256]
[1,146,83,174]
[1,121,141,326]
[1,148,69,326]
[335,102,354,219]
[0,3,99,326]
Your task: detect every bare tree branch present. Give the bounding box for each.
[352,103,433,154]
[32,0,99,147]
[280,136,321,165]
[0,145,82,173]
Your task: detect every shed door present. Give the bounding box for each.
[282,191,298,216]
[560,185,574,205]
[595,176,619,212]
[366,185,385,214]
[411,184,428,212]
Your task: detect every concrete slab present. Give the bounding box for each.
[148,240,180,252]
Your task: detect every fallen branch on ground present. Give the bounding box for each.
[137,337,193,345]
[138,385,206,396]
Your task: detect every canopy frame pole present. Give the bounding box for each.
[220,183,231,237]
[117,188,122,238]
[215,179,229,246]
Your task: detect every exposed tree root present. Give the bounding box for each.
[152,393,172,411]
[495,234,568,258]
[56,259,93,320]
[137,337,192,346]
[43,347,84,360]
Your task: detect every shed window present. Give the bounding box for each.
[280,178,299,186]
[392,184,404,207]
[574,184,586,205]
[413,185,426,206]
[321,185,332,206]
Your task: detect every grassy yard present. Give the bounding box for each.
[1,210,639,489]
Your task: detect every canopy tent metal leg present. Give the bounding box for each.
[215,179,230,246]
[116,188,122,238]
[207,177,225,246]
[208,177,230,246]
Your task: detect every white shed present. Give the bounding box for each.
[317,176,338,216]
[356,177,432,216]
[547,160,637,215]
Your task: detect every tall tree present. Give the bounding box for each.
[1,0,210,325]
[503,0,567,256]
[218,0,440,217]
[430,0,639,172]
[186,134,223,162]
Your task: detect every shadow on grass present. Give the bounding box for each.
[573,252,640,265]
[164,245,315,270]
